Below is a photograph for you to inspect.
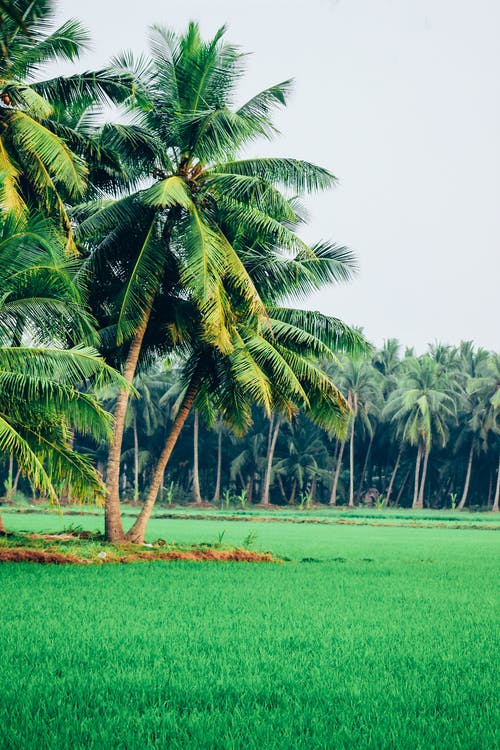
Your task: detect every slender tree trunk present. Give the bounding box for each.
[133,414,139,503]
[357,433,374,502]
[12,466,20,493]
[192,411,202,504]
[310,476,317,504]
[412,444,423,509]
[348,398,357,507]
[458,440,474,510]
[0,511,5,534]
[277,474,287,503]
[289,478,297,505]
[212,424,222,503]
[260,415,280,506]
[330,441,345,505]
[493,455,500,513]
[395,468,411,507]
[246,476,254,503]
[418,446,430,508]
[105,314,150,542]
[126,376,201,543]
[5,453,13,501]
[385,449,401,507]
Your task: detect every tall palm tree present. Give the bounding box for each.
[0,0,132,237]
[77,22,362,541]
[384,355,458,508]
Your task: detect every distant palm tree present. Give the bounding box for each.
[384,355,458,508]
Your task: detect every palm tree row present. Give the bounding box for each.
[80,341,498,512]
[0,3,366,539]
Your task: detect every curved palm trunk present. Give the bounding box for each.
[395,468,411,507]
[133,414,139,503]
[385,449,401,507]
[493,455,500,513]
[126,377,201,543]
[458,440,475,510]
[5,453,13,501]
[260,415,280,506]
[105,315,150,542]
[212,425,222,503]
[192,410,202,504]
[329,440,345,505]
[412,443,423,509]
[418,446,430,508]
[0,512,5,534]
[289,478,297,505]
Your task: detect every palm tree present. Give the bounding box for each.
[0,0,132,238]
[384,355,458,508]
[76,22,362,541]
[327,357,381,506]
[0,207,127,531]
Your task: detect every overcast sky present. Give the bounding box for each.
[52,0,500,352]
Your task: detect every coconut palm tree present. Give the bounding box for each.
[76,22,363,541]
[0,206,128,531]
[0,0,132,238]
[384,355,458,508]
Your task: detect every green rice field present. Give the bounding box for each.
[0,509,498,749]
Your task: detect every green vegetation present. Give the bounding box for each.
[0,511,498,749]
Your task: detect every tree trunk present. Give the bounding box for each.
[289,478,297,505]
[12,466,20,493]
[0,511,4,534]
[260,415,280,506]
[357,433,374,502]
[417,446,430,508]
[412,444,423,509]
[105,314,150,542]
[5,452,13,501]
[458,440,474,510]
[192,411,202,504]
[330,440,345,505]
[385,449,401,507]
[348,397,357,507]
[277,474,287,503]
[133,413,139,503]
[395,468,411,507]
[212,424,222,503]
[126,376,201,543]
[493,455,500,513]
[310,475,317,504]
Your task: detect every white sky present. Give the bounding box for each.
[53,0,500,352]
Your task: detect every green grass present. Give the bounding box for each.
[0,510,498,749]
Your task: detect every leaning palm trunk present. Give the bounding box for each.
[385,449,401,507]
[458,440,475,510]
[417,446,430,507]
[105,315,150,542]
[412,444,423,509]
[260,415,281,505]
[0,512,5,534]
[493,455,500,513]
[126,377,201,543]
[192,411,202,504]
[329,440,345,505]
